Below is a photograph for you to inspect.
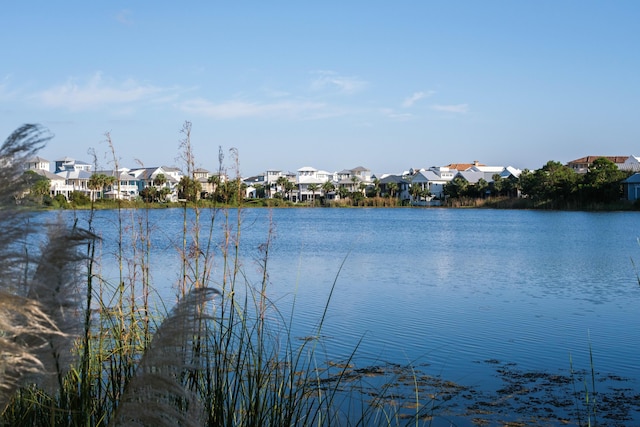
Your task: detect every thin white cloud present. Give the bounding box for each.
[310,70,367,94]
[431,103,469,113]
[179,98,327,119]
[381,108,413,121]
[116,9,134,26]
[34,73,168,111]
[402,91,435,108]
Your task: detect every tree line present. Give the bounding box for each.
[444,157,632,208]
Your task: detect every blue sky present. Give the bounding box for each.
[1,1,638,176]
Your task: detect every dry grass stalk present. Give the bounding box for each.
[109,287,219,427]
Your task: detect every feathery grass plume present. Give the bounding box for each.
[0,124,92,408]
[23,221,95,393]
[0,124,52,288]
[0,294,63,411]
[109,287,220,427]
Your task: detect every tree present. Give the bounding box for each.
[321,180,335,197]
[140,186,158,203]
[307,183,319,204]
[581,157,628,203]
[88,173,117,200]
[23,170,50,204]
[475,178,489,198]
[524,161,577,204]
[208,175,222,201]
[350,176,359,193]
[253,183,265,198]
[177,176,201,202]
[372,178,381,197]
[387,181,399,198]
[337,186,350,200]
[359,182,368,197]
[491,174,504,197]
[284,180,296,201]
[444,176,468,199]
[409,183,422,202]
[153,173,167,188]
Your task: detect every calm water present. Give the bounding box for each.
[44,207,640,423]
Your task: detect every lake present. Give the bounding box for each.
[44,207,640,424]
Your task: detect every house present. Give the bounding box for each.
[91,169,140,200]
[409,167,456,200]
[243,174,265,198]
[622,173,640,201]
[379,175,410,202]
[445,161,485,171]
[620,156,640,172]
[296,166,331,202]
[128,167,180,201]
[31,169,66,198]
[55,169,93,198]
[24,156,51,172]
[54,157,92,173]
[335,166,372,195]
[566,156,628,173]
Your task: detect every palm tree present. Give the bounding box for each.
[284,180,296,201]
[387,181,399,198]
[321,180,334,195]
[337,186,350,200]
[178,176,201,202]
[104,175,116,197]
[275,176,289,198]
[153,173,167,188]
[350,176,359,193]
[208,175,222,200]
[307,183,319,205]
[410,183,422,203]
[359,182,368,197]
[372,177,381,197]
[88,173,109,201]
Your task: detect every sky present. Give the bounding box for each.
[1,1,639,176]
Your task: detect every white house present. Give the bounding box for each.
[620,156,640,172]
[54,157,92,173]
[409,167,456,200]
[296,166,331,202]
[24,156,51,172]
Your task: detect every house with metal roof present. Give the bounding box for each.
[622,173,640,201]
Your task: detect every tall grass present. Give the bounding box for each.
[0,123,436,427]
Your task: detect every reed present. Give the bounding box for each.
[0,123,437,427]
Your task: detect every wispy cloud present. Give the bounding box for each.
[402,91,434,108]
[34,73,170,111]
[431,103,469,113]
[381,108,413,121]
[179,98,327,119]
[115,9,134,26]
[310,70,367,94]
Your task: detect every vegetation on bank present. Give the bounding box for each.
[22,150,638,211]
[2,124,445,427]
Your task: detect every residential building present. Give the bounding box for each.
[379,175,410,202]
[24,156,51,172]
[623,173,640,201]
[409,167,456,200]
[296,166,331,202]
[54,157,92,173]
[566,156,628,173]
[620,156,640,172]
